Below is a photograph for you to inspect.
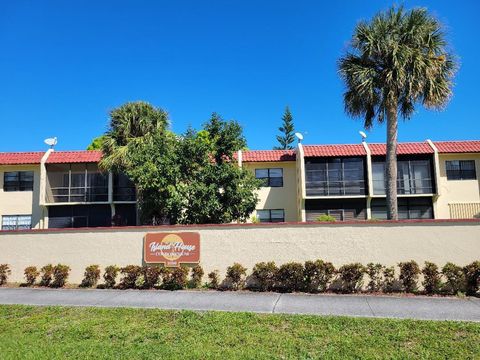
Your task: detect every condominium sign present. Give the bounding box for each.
[144,232,200,267]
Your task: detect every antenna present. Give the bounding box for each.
[44,137,58,149]
[359,131,367,142]
[295,132,304,143]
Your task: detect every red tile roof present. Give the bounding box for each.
[242,150,296,162]
[46,150,102,164]
[369,142,434,156]
[303,144,366,157]
[433,140,480,154]
[0,152,44,165]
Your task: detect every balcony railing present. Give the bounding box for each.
[306,180,366,196]
[49,186,108,203]
[372,178,433,195]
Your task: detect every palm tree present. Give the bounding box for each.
[99,101,169,171]
[338,6,456,219]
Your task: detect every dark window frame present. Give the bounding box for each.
[3,171,34,191]
[255,168,283,187]
[446,160,477,180]
[256,209,285,223]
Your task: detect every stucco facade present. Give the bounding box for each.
[435,153,480,219]
[1,221,479,283]
[0,165,45,229]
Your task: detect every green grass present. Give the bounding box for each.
[0,305,479,359]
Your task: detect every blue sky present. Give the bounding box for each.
[1,1,478,152]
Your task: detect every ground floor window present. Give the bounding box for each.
[371,197,433,220]
[1,215,32,230]
[48,205,112,228]
[305,199,366,221]
[257,209,285,223]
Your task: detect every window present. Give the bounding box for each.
[446,160,476,180]
[371,198,433,220]
[3,171,34,191]
[257,209,285,223]
[305,158,365,196]
[372,159,433,195]
[1,215,32,230]
[305,199,367,221]
[255,168,283,187]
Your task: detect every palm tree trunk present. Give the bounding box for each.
[385,103,398,220]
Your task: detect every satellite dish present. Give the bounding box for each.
[44,137,58,148]
[295,132,304,142]
[359,131,367,142]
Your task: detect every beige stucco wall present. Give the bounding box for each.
[0,165,44,229]
[1,221,479,284]
[435,154,480,219]
[243,161,298,222]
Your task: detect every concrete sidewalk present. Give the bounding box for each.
[0,288,479,322]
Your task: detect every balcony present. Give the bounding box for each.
[372,159,434,195]
[305,158,366,197]
[45,164,136,204]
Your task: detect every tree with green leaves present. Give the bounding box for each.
[100,103,260,224]
[338,6,456,219]
[86,135,106,150]
[274,106,295,150]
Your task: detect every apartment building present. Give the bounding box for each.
[1,140,479,229]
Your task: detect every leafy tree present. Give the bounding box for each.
[338,7,456,219]
[87,135,106,150]
[100,104,260,224]
[274,106,295,150]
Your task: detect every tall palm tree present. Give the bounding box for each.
[338,7,456,219]
[99,101,169,171]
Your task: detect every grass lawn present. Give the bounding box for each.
[0,305,479,359]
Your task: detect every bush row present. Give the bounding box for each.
[0,260,479,296]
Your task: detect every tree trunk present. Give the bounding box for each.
[385,103,398,220]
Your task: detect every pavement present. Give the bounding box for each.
[0,288,479,322]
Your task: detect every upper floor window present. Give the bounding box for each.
[305,157,365,196]
[257,209,285,222]
[255,168,283,187]
[372,159,433,195]
[3,171,34,191]
[1,215,32,230]
[446,160,476,180]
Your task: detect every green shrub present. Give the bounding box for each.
[304,260,335,293]
[190,265,204,288]
[207,270,220,289]
[366,263,384,292]
[51,264,71,288]
[39,264,54,287]
[24,266,39,286]
[161,267,189,290]
[276,262,304,293]
[398,261,420,293]
[382,266,396,292]
[463,261,480,296]
[422,262,441,294]
[119,265,142,289]
[80,265,101,288]
[0,264,11,285]
[103,265,120,289]
[142,266,164,289]
[337,263,365,293]
[225,263,247,290]
[442,262,466,295]
[316,214,336,222]
[250,262,278,292]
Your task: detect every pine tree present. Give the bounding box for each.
[274,106,295,150]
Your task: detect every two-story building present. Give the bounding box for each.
[1,140,479,229]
